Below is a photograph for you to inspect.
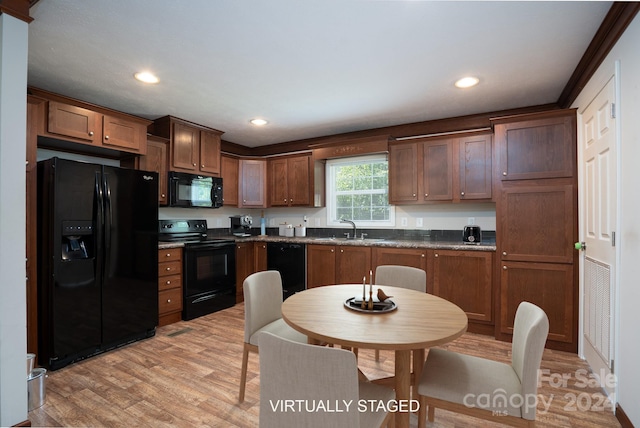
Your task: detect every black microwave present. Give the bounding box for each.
[168,172,223,208]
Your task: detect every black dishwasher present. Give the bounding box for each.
[267,243,306,299]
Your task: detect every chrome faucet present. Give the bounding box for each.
[340,219,356,240]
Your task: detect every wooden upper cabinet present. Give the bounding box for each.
[458,134,492,200]
[199,130,222,175]
[137,136,169,205]
[500,183,576,264]
[388,142,419,204]
[221,154,239,206]
[494,110,576,181]
[422,139,453,201]
[44,98,148,154]
[102,115,145,153]
[239,159,267,208]
[268,154,312,207]
[152,116,223,176]
[48,101,99,142]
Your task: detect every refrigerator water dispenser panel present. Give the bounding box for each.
[61,220,93,260]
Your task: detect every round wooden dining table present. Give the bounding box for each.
[281,284,468,428]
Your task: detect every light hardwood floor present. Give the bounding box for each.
[28,303,620,427]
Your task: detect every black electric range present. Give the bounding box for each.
[159,219,236,320]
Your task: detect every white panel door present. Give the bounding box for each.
[580,75,617,397]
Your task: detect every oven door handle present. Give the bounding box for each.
[191,291,232,304]
[188,242,235,250]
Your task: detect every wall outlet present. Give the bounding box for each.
[400,217,408,227]
[468,217,475,225]
[416,218,423,228]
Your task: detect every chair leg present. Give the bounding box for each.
[428,403,435,422]
[417,395,427,428]
[375,349,380,361]
[239,343,250,402]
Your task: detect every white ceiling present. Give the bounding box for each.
[27,1,612,148]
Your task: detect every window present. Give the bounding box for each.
[326,155,395,227]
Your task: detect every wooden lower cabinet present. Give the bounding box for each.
[235,242,269,303]
[372,247,427,271]
[428,250,493,323]
[499,261,575,347]
[307,244,372,288]
[158,248,183,327]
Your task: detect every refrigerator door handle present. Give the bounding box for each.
[95,172,105,261]
[104,173,112,256]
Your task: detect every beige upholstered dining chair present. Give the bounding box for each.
[372,265,427,361]
[258,332,395,428]
[416,301,549,428]
[238,270,307,403]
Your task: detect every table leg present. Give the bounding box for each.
[395,349,411,428]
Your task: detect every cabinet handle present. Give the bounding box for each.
[503,266,507,270]
[331,249,334,253]
[262,245,266,249]
[166,267,171,271]
[421,253,425,258]
[167,299,171,303]
[104,135,109,140]
[201,164,205,168]
[340,249,344,253]
[412,193,416,197]
[193,163,197,167]
[434,253,438,257]
[161,194,166,198]
[424,193,429,197]
[460,192,465,196]
[243,199,246,203]
[502,251,507,256]
[166,280,171,285]
[88,131,94,136]
[502,171,507,176]
[166,253,171,257]
[284,199,287,202]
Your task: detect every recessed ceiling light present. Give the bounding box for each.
[134,71,159,84]
[250,118,268,126]
[455,76,479,89]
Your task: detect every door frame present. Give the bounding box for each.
[575,61,621,402]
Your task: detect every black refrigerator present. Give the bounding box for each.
[37,157,159,370]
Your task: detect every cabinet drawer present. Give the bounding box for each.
[159,288,182,315]
[158,274,182,292]
[158,249,182,262]
[159,260,182,277]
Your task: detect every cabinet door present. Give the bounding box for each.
[430,250,492,322]
[254,242,268,272]
[221,155,239,206]
[287,156,311,206]
[336,246,371,285]
[500,183,575,263]
[102,115,145,153]
[500,261,575,344]
[235,242,255,303]
[307,245,336,288]
[458,134,492,200]
[139,138,168,205]
[495,113,576,181]
[172,122,199,172]
[389,143,419,203]
[239,159,267,208]
[199,130,221,175]
[47,101,98,143]
[372,247,426,271]
[268,157,289,207]
[423,139,453,201]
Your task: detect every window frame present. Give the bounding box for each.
[325,154,395,228]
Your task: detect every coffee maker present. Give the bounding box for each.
[230,215,252,237]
